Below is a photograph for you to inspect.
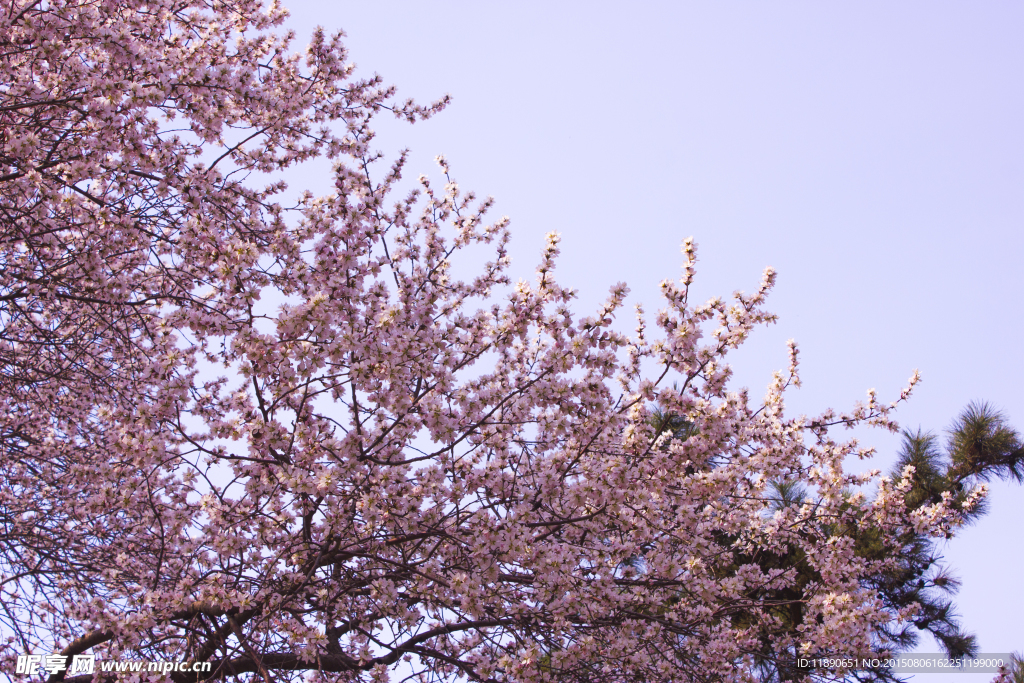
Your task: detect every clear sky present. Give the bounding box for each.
[280,1,1023,674]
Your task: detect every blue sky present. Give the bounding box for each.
[281,1,1024,672]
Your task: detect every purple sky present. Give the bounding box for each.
[281,1,1024,672]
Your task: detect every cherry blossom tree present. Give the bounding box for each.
[1,0,1016,682]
